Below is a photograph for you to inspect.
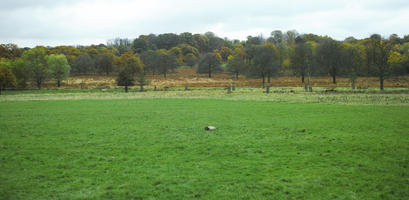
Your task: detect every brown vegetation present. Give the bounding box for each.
[41,68,409,89]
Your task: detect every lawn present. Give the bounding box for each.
[1,97,409,199]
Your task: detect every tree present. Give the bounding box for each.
[116,52,144,92]
[180,44,200,58]
[193,34,209,53]
[47,54,71,87]
[132,38,148,53]
[269,30,287,71]
[341,42,365,89]
[220,46,233,62]
[197,52,222,78]
[156,49,178,78]
[95,53,114,75]
[168,47,183,66]
[22,46,49,89]
[290,38,308,83]
[251,44,280,87]
[141,50,160,75]
[73,54,95,75]
[50,46,80,67]
[156,33,180,49]
[317,37,343,84]
[367,34,392,90]
[183,53,197,67]
[0,66,16,94]
[9,59,29,88]
[0,44,22,59]
[227,55,247,79]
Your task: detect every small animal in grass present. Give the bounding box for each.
[205,126,216,131]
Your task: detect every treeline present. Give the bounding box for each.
[1,30,409,93]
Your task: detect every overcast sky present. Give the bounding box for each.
[1,0,408,47]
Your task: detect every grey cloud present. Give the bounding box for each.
[1,0,408,47]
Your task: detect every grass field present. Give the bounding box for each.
[1,91,409,199]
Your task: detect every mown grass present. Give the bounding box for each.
[1,98,409,199]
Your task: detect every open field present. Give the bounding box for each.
[1,91,409,199]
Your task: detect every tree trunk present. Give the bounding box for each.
[267,73,271,84]
[140,84,144,92]
[208,68,212,78]
[236,72,239,80]
[262,74,265,88]
[351,79,355,89]
[57,80,61,87]
[380,76,384,91]
[301,75,304,83]
[0,88,2,95]
[332,75,336,84]
[37,80,42,90]
[164,72,167,79]
[125,85,128,93]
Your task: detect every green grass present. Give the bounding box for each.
[2,88,409,106]
[1,98,409,199]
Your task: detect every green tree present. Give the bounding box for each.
[141,50,160,75]
[10,58,30,88]
[197,51,222,78]
[156,49,178,78]
[251,44,280,87]
[95,52,114,75]
[366,34,392,90]
[193,34,209,53]
[0,66,16,94]
[317,37,343,84]
[341,42,366,89]
[227,55,247,79]
[116,52,144,92]
[47,54,71,87]
[22,46,49,89]
[183,53,197,67]
[132,38,148,53]
[168,47,183,66]
[73,54,95,75]
[290,37,317,83]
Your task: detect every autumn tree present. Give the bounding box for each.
[50,46,80,67]
[197,51,222,78]
[47,54,71,87]
[0,44,22,59]
[220,46,233,62]
[0,66,16,94]
[22,46,49,89]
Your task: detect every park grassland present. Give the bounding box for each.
[1,91,409,199]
